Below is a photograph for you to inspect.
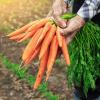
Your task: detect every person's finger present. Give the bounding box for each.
[60,26,73,35]
[60,20,79,35]
[66,31,77,44]
[53,15,67,28]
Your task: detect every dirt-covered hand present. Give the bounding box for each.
[47,0,68,28]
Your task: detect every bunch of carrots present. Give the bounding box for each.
[7,17,70,90]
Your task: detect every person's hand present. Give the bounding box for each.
[47,0,68,28]
[60,15,85,43]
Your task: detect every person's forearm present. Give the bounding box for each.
[77,0,100,21]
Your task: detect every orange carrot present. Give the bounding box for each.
[36,22,52,47]
[33,48,49,90]
[61,36,70,65]
[24,45,41,65]
[18,29,37,42]
[9,33,25,41]
[46,35,58,81]
[27,18,49,32]
[7,21,37,37]
[22,28,43,61]
[39,25,56,59]
[56,26,62,47]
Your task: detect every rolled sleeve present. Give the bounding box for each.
[77,0,100,22]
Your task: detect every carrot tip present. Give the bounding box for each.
[17,40,22,43]
[59,44,62,47]
[67,63,70,66]
[19,61,24,67]
[6,34,10,37]
[33,84,39,90]
[46,73,50,81]
[39,55,41,60]
[33,87,37,91]
[46,77,48,81]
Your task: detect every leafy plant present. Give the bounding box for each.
[67,22,100,96]
[0,54,59,100]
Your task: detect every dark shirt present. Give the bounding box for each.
[75,78,100,100]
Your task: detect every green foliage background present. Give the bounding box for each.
[67,22,100,96]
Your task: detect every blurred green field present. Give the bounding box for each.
[0,0,53,33]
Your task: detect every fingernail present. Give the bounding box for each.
[62,22,66,28]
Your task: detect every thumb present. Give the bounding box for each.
[53,15,67,28]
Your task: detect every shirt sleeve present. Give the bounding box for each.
[77,0,100,21]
